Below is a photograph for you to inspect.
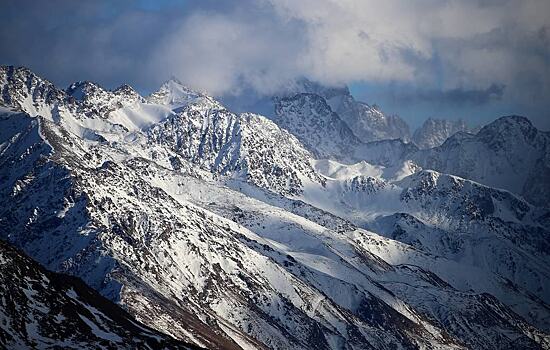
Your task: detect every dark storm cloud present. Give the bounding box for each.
[394,84,506,106]
[0,0,181,90]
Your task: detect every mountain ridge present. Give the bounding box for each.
[1,65,549,349]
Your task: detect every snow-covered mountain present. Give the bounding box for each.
[286,79,411,143]
[272,92,417,166]
[412,116,550,207]
[273,93,363,162]
[1,65,549,350]
[0,239,193,349]
[412,118,480,149]
[147,103,323,196]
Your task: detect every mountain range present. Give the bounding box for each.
[0,65,549,349]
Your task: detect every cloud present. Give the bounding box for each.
[393,84,506,106]
[0,0,549,124]
[150,7,308,95]
[146,0,550,108]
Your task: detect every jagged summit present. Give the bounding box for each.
[413,114,550,206]
[147,77,216,109]
[0,65,67,116]
[280,78,411,143]
[66,80,105,99]
[477,115,537,138]
[283,78,351,102]
[274,92,362,161]
[412,118,478,149]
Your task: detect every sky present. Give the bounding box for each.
[0,0,549,129]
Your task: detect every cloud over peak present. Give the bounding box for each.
[1,0,548,127]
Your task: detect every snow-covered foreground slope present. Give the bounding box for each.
[0,110,465,349]
[140,160,550,340]
[1,65,550,349]
[0,239,193,349]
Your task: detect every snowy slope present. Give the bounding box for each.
[295,166,550,314]
[0,111,465,350]
[0,239,193,349]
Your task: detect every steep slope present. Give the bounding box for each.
[0,239,192,349]
[274,93,362,161]
[147,102,323,195]
[286,79,410,142]
[413,116,550,206]
[412,118,479,149]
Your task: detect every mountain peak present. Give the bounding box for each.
[112,83,143,100]
[413,118,475,149]
[288,78,351,100]
[0,65,34,77]
[274,92,363,161]
[66,80,106,101]
[477,115,537,140]
[489,115,533,128]
[148,78,208,107]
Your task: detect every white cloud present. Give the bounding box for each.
[150,0,550,104]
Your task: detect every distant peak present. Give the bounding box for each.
[113,83,140,96]
[147,77,218,109]
[0,65,52,85]
[65,80,107,101]
[285,78,351,100]
[1,65,30,74]
[495,115,532,125]
[480,115,534,134]
[155,77,206,97]
[165,75,184,85]
[67,80,102,90]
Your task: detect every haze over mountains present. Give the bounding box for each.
[0,65,549,349]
